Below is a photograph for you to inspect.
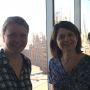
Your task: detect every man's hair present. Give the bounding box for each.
[2,16,29,34]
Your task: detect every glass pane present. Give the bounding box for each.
[0,0,48,90]
[81,0,90,55]
[54,0,74,24]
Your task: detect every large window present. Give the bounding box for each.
[1,0,90,90]
[81,0,90,55]
[0,0,48,90]
[54,0,74,24]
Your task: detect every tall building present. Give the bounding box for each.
[23,32,47,73]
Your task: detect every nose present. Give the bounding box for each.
[13,35,23,42]
[64,35,70,41]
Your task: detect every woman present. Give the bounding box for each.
[48,21,90,90]
[0,16,32,90]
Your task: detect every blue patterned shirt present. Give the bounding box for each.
[0,49,32,90]
[49,55,90,90]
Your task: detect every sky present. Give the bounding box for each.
[0,0,46,35]
[55,0,90,33]
[55,0,74,22]
[0,0,90,36]
[0,0,46,43]
[81,0,90,33]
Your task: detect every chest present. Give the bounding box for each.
[53,59,89,80]
[61,59,80,73]
[0,64,31,89]
[9,59,22,78]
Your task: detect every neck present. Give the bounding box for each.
[62,51,78,61]
[4,49,21,59]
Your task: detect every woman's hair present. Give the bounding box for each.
[50,21,82,58]
[2,16,29,35]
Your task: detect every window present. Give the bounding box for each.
[81,0,90,55]
[54,0,74,24]
[0,0,48,90]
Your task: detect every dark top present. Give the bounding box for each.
[0,49,32,90]
[49,55,90,90]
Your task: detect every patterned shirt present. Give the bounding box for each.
[0,49,32,90]
[49,55,90,90]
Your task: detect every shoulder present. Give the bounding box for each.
[21,54,32,74]
[49,58,55,65]
[49,58,60,68]
[0,48,4,55]
[81,54,90,67]
[0,49,7,65]
[49,58,60,64]
[82,54,90,62]
[21,53,31,66]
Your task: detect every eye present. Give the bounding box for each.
[7,33,28,39]
[68,33,75,37]
[57,34,65,40]
[8,33,17,38]
[20,34,27,38]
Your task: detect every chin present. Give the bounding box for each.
[12,48,23,53]
[62,48,72,51]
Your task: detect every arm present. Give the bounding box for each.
[48,59,60,90]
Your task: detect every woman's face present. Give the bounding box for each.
[56,28,78,52]
[3,23,28,53]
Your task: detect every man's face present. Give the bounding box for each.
[3,23,28,53]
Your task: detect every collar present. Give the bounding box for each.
[0,49,8,65]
